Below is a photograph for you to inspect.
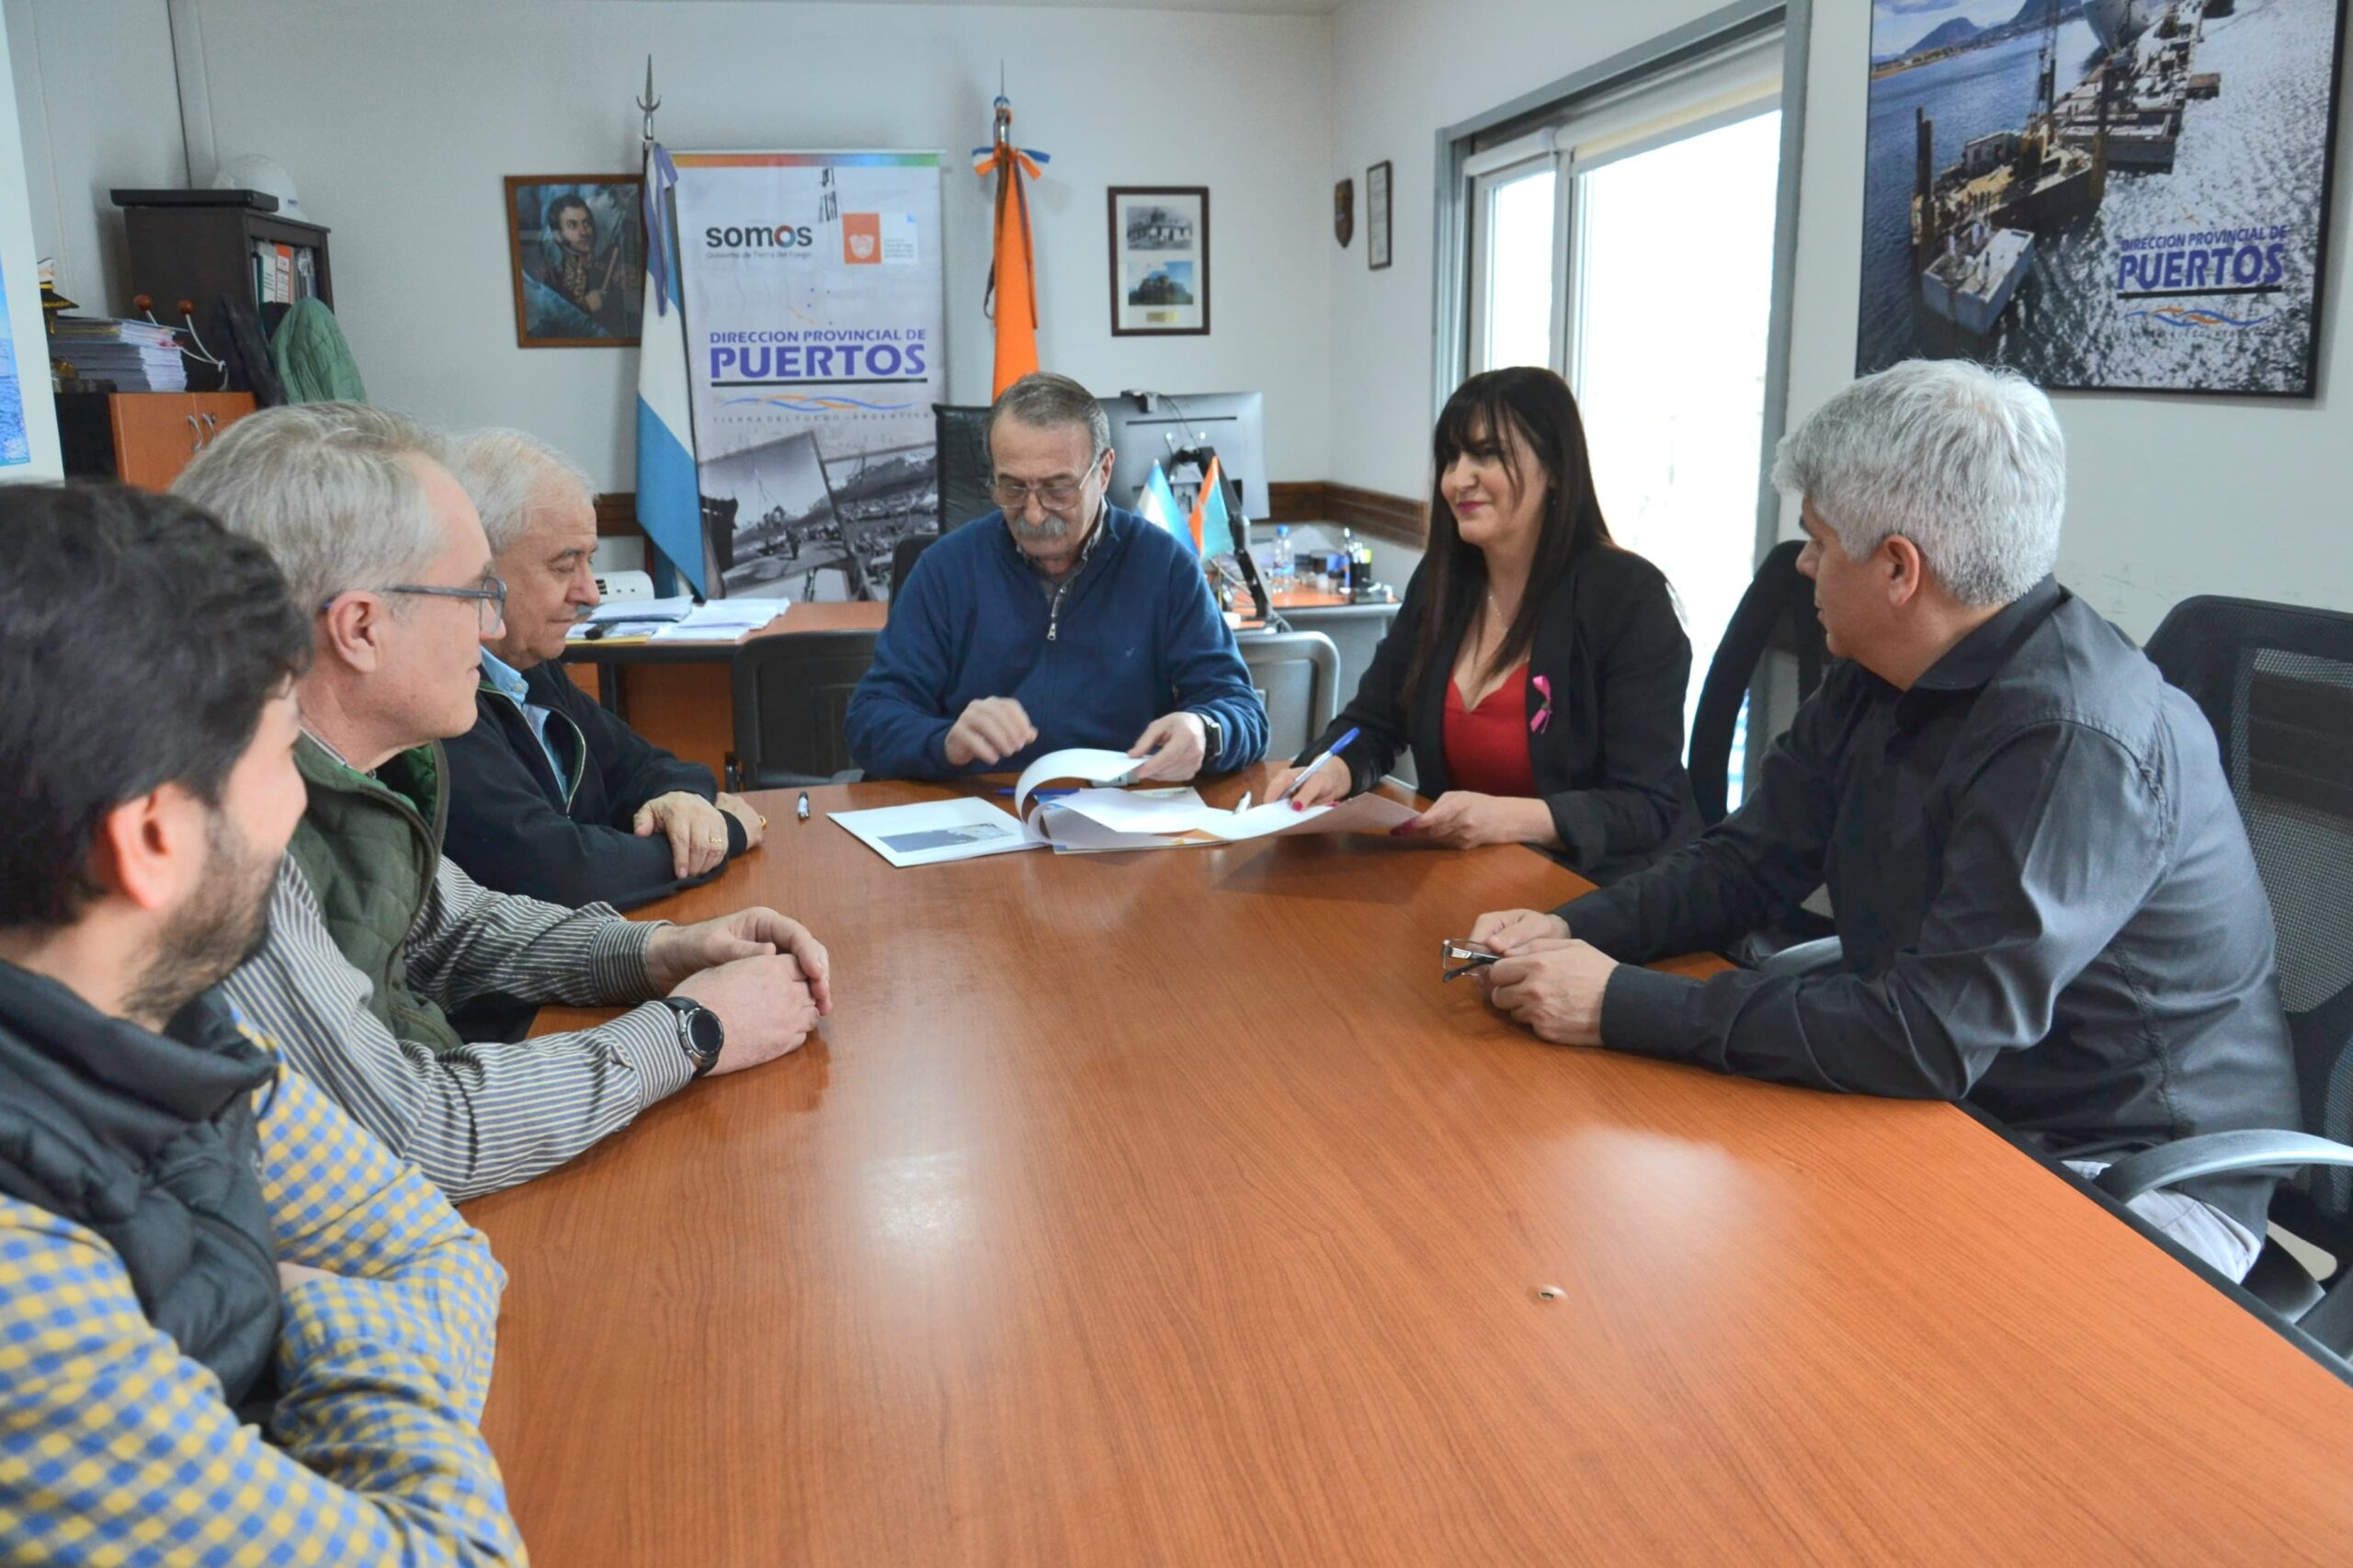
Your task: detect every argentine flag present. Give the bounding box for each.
[1138,461,1194,555]
[637,143,704,595]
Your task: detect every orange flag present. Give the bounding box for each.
[973,95,1047,397]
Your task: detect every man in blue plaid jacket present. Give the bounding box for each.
[0,484,522,1563]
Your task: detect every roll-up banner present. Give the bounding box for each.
[673,151,946,598]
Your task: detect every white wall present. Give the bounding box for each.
[1784,5,2353,640]
[11,0,1335,493]
[2,0,183,320]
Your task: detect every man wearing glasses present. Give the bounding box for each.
[176,404,834,1201]
[847,370,1267,780]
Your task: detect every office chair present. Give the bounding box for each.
[890,532,941,608]
[727,629,878,789]
[2089,597,2353,1354]
[1688,540,1826,827]
[1238,631,1340,763]
[1685,540,1836,968]
[934,403,994,530]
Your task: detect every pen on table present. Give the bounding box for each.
[796,791,810,823]
[1279,726,1361,803]
[994,786,1076,798]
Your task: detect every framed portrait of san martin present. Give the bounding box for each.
[506,175,644,348]
[1108,186,1210,336]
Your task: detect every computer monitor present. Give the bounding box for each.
[1098,391,1269,525]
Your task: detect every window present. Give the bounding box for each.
[1445,17,1795,809]
[1469,158,1556,374]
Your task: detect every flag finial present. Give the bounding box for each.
[638,56,661,158]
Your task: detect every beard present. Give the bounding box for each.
[124,809,280,1024]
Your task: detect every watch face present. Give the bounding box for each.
[685,1006,724,1063]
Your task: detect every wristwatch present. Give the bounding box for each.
[659,996,725,1077]
[1191,709,1225,766]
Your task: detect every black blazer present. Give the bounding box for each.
[441,660,746,912]
[1298,545,1701,884]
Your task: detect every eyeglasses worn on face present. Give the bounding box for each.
[320,574,508,632]
[989,477,1090,512]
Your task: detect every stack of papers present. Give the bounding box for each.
[829,748,1418,868]
[48,315,188,391]
[567,596,699,642]
[649,597,794,641]
[584,596,696,624]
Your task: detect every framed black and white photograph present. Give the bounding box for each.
[1367,160,1392,271]
[700,431,848,599]
[1857,0,2349,397]
[1108,186,1210,335]
[505,175,643,347]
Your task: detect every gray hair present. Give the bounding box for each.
[1772,358,2065,607]
[451,428,594,555]
[174,402,453,614]
[985,370,1110,460]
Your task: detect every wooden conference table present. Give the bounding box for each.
[468,769,2353,1564]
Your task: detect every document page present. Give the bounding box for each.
[829,797,1042,869]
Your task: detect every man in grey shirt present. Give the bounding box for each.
[1471,359,2298,1280]
[179,403,834,1201]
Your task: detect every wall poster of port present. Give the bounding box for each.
[1859,0,2348,396]
[670,151,945,600]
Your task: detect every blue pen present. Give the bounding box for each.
[995,786,1076,798]
[1279,725,1360,802]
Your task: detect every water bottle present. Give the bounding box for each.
[1270,525,1295,594]
[1339,528,1360,596]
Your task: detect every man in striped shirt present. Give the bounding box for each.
[181,403,835,1201]
[0,484,520,1562]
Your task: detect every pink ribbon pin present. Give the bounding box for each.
[1530,674,1553,735]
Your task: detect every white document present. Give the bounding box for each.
[650,597,795,641]
[1012,749,1143,813]
[1199,791,1419,842]
[829,797,1042,869]
[583,595,696,625]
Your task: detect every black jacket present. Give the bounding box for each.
[441,660,746,912]
[1298,545,1700,884]
[0,962,279,1414]
[1571,580,2301,1237]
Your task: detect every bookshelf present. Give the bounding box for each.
[119,201,334,346]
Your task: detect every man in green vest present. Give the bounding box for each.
[181,403,835,1201]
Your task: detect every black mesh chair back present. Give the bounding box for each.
[728,630,879,789]
[2144,595,2353,1258]
[1688,540,1827,825]
[890,533,941,609]
[1238,631,1340,763]
[934,404,995,530]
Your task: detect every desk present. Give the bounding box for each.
[559,593,1401,782]
[467,768,2353,1563]
[560,602,887,777]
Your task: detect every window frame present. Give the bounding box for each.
[1432,0,1812,575]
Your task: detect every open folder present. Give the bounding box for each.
[828,747,1417,867]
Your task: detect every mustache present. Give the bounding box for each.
[1007,514,1073,541]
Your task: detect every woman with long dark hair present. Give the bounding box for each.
[1268,367,1699,882]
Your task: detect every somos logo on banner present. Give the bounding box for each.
[703,220,814,252]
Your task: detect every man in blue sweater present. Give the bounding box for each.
[848,371,1267,780]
